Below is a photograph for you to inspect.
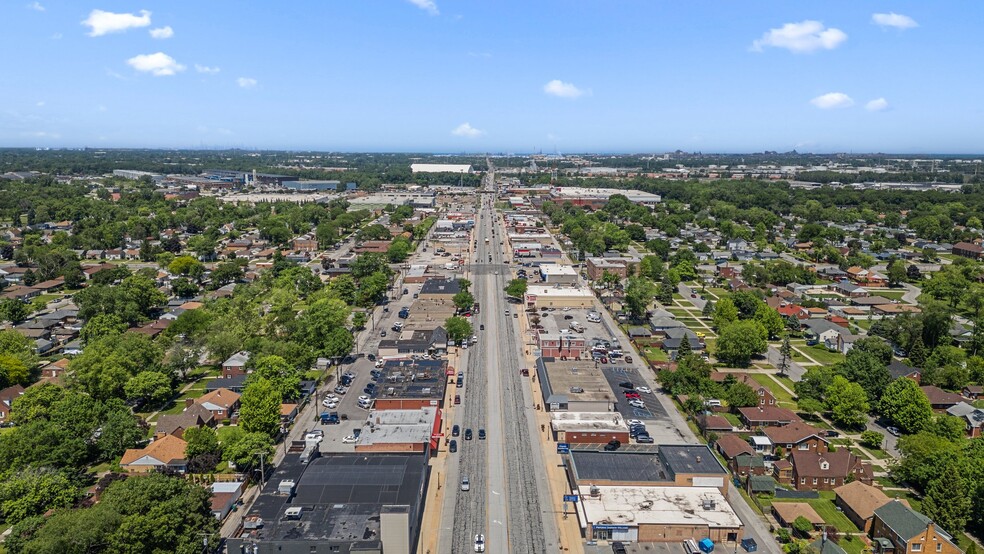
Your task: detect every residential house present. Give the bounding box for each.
[0,385,25,423]
[206,374,249,394]
[945,402,984,438]
[711,372,777,407]
[845,266,888,287]
[802,319,850,349]
[834,481,893,533]
[700,414,733,435]
[790,449,873,491]
[732,453,767,477]
[772,502,824,530]
[951,241,984,260]
[835,332,862,355]
[749,435,773,453]
[888,359,921,383]
[120,434,188,473]
[962,385,983,399]
[832,281,869,298]
[762,422,829,456]
[222,351,249,378]
[155,404,215,439]
[737,405,801,428]
[773,459,793,486]
[38,357,70,381]
[195,388,241,420]
[869,501,960,554]
[920,386,963,411]
[715,433,753,461]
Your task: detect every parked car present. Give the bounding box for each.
[636,434,654,444]
[741,537,758,552]
[342,435,357,444]
[449,440,457,453]
[628,400,646,408]
[612,541,628,554]
[604,439,621,451]
[635,386,652,394]
[887,426,901,436]
[334,385,348,395]
[624,355,633,364]
[618,381,634,389]
[452,425,460,437]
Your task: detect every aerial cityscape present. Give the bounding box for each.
[2,3,984,554]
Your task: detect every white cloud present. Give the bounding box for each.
[810,92,854,109]
[26,2,44,12]
[865,97,889,111]
[751,20,847,53]
[451,122,484,138]
[407,0,439,15]
[872,13,918,30]
[36,101,45,107]
[25,131,61,139]
[195,64,221,74]
[82,9,151,37]
[149,26,173,39]
[543,79,588,99]
[237,77,258,88]
[126,52,185,76]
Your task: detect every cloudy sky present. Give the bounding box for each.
[2,1,981,153]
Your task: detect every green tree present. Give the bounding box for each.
[712,297,739,329]
[222,431,274,470]
[824,376,870,429]
[239,378,283,437]
[907,335,928,366]
[183,426,221,473]
[123,371,173,408]
[887,258,907,287]
[701,300,714,320]
[725,382,759,408]
[351,311,368,330]
[715,320,767,367]
[921,456,971,535]
[778,333,793,377]
[79,313,127,345]
[251,355,301,401]
[922,266,969,308]
[453,291,475,312]
[879,378,933,434]
[754,303,785,339]
[792,516,814,538]
[0,469,81,525]
[355,271,389,307]
[0,298,30,324]
[838,349,890,405]
[504,278,528,298]
[445,316,473,345]
[624,277,657,320]
[860,430,883,449]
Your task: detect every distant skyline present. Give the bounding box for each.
[2,1,982,153]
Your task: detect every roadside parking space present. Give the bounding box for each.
[599,365,670,422]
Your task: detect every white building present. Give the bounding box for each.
[410,163,473,174]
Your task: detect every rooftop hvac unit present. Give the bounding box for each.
[702,499,716,511]
[589,485,600,497]
[284,507,303,519]
[278,480,296,495]
[639,500,653,510]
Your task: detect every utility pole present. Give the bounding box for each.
[255,451,267,489]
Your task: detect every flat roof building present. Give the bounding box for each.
[229,453,428,554]
[410,163,472,174]
[372,359,449,411]
[536,357,615,412]
[524,285,594,309]
[539,264,578,284]
[355,406,441,453]
[550,412,629,444]
[281,180,342,191]
[568,446,729,490]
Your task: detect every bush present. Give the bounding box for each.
[860,430,884,449]
[792,516,814,538]
[777,528,792,544]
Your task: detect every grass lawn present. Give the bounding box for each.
[773,492,860,534]
[722,412,743,427]
[836,536,867,554]
[703,337,716,353]
[777,375,797,391]
[853,318,873,330]
[871,290,906,301]
[875,476,903,488]
[867,447,892,460]
[35,293,62,303]
[709,287,730,299]
[217,425,242,444]
[750,373,797,406]
[807,345,846,365]
[644,347,669,363]
[791,349,810,363]
[848,447,872,461]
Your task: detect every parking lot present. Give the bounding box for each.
[599,365,668,421]
[305,357,377,453]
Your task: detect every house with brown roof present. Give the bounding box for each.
[194,388,241,419]
[700,414,733,434]
[155,403,215,439]
[952,241,984,260]
[790,449,873,491]
[0,384,25,422]
[715,434,753,461]
[712,372,776,407]
[834,481,893,532]
[38,357,70,381]
[773,459,793,486]
[963,385,984,399]
[919,385,964,411]
[763,422,829,456]
[772,502,824,530]
[120,434,188,473]
[737,405,801,428]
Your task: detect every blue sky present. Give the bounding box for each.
[2,1,982,153]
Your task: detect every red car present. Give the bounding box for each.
[624,392,641,399]
[600,357,608,364]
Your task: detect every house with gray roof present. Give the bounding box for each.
[869,501,959,554]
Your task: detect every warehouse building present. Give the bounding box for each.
[539,264,579,284]
[410,163,472,174]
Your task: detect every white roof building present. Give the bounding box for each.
[410,163,473,174]
[576,485,742,531]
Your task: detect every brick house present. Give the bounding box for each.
[737,405,801,428]
[790,449,873,491]
[222,351,249,379]
[194,388,241,419]
[834,481,893,533]
[869,501,960,554]
[951,241,984,260]
[763,421,829,456]
[920,386,963,411]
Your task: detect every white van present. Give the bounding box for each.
[586,312,601,323]
[569,322,584,333]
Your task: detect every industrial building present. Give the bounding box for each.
[548,187,662,209]
[229,453,428,554]
[281,180,350,192]
[409,163,472,174]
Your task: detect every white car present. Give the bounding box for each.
[358,395,371,403]
[474,534,485,552]
[325,394,340,403]
[342,435,358,444]
[628,399,646,409]
[322,400,338,409]
[627,419,644,427]
[635,386,652,394]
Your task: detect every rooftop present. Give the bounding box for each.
[570,445,725,485]
[538,358,615,404]
[525,285,594,298]
[356,407,438,446]
[374,359,448,400]
[550,412,627,433]
[576,485,740,529]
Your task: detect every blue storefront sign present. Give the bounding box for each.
[556,442,570,454]
[563,495,579,503]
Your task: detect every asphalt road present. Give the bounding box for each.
[441,168,558,554]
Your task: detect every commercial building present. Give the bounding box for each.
[371,359,449,411]
[418,277,462,299]
[566,447,739,544]
[230,453,429,554]
[354,406,441,453]
[550,412,628,444]
[524,285,595,310]
[536,357,615,412]
[113,169,163,181]
[281,180,342,191]
[539,264,578,284]
[410,163,472,174]
[548,187,661,209]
